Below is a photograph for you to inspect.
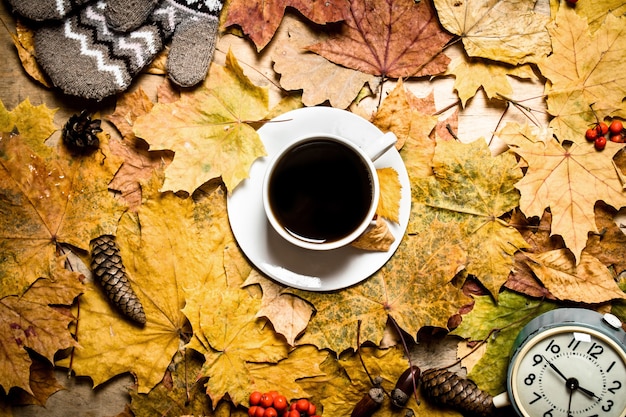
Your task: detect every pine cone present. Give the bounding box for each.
[421,368,496,417]
[90,235,146,325]
[62,110,102,153]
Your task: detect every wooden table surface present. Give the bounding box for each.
[0,1,594,416]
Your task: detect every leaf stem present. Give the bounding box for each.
[389,316,421,406]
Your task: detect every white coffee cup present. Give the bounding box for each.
[262,131,397,250]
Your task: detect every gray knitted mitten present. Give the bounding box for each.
[105,0,159,32]
[6,0,93,21]
[34,1,163,100]
[149,0,223,87]
[32,0,223,100]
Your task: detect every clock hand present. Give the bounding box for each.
[566,385,574,417]
[573,384,600,401]
[541,355,568,382]
[541,355,601,400]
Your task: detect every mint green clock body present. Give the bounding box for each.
[505,308,626,417]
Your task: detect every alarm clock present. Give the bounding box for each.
[493,308,626,417]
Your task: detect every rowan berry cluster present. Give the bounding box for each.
[248,391,321,417]
[585,120,625,150]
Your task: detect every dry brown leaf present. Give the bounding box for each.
[308,0,453,78]
[350,215,395,252]
[225,0,348,50]
[241,271,314,345]
[272,15,379,109]
[108,89,174,210]
[11,21,51,88]
[525,249,626,303]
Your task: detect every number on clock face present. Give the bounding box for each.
[510,326,626,417]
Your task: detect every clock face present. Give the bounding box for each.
[510,325,626,417]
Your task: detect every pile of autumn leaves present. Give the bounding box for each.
[1,0,626,416]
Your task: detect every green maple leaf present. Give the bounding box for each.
[453,291,557,394]
[133,50,269,194]
[409,138,528,300]
[293,220,469,354]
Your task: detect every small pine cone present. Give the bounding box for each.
[90,235,146,325]
[62,110,102,153]
[421,368,496,417]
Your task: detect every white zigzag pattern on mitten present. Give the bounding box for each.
[55,0,67,16]
[85,5,158,67]
[63,19,125,87]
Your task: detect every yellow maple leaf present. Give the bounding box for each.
[549,0,626,33]
[376,167,402,223]
[539,7,626,143]
[0,257,82,394]
[501,122,626,263]
[184,286,289,406]
[434,0,551,65]
[133,50,269,193]
[0,112,125,298]
[525,250,626,303]
[445,57,537,107]
[59,182,231,393]
[372,80,438,177]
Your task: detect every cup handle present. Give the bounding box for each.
[492,392,511,408]
[362,132,397,162]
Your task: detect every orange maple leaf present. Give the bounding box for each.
[224,0,349,50]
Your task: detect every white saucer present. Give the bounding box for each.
[227,107,411,291]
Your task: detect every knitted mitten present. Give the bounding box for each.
[33,0,223,99]
[149,0,224,87]
[6,0,93,21]
[34,1,163,100]
[105,0,159,32]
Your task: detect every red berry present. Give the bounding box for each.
[250,391,263,406]
[307,403,317,415]
[260,394,274,408]
[595,135,607,150]
[610,133,624,143]
[273,395,288,411]
[609,120,623,135]
[267,391,280,399]
[287,411,300,417]
[254,406,266,417]
[598,122,609,135]
[249,406,259,417]
[264,407,278,417]
[585,127,599,141]
[295,399,310,413]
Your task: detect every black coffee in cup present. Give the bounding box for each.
[267,138,374,243]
